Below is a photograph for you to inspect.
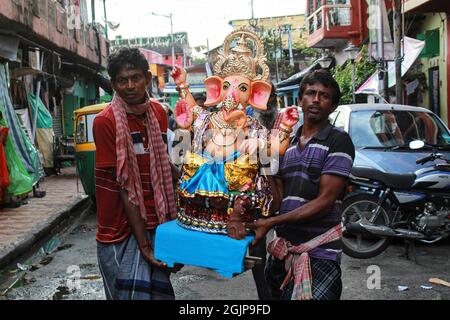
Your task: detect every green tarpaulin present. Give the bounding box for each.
[29,93,54,168]
[0,108,32,196]
[28,93,53,129]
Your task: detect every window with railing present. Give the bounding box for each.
[325,6,351,29]
[307,0,352,35]
[308,0,315,17]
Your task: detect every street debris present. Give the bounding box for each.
[80,274,101,280]
[29,265,39,272]
[429,278,450,288]
[16,262,39,272]
[71,224,94,234]
[56,244,73,251]
[52,285,71,300]
[420,285,433,290]
[397,285,409,292]
[16,263,30,271]
[39,256,54,266]
[40,237,61,254]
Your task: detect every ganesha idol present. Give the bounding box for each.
[170,27,298,240]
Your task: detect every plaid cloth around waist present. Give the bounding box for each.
[267,224,342,300]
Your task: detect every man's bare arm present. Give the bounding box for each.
[248,174,347,245]
[268,177,283,214]
[119,189,167,268]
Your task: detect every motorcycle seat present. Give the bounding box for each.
[351,166,416,189]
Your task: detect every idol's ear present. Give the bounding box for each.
[204,76,223,106]
[249,81,272,110]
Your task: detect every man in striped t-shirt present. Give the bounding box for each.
[248,70,354,300]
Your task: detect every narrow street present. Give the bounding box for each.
[1,0,450,305]
[2,208,450,300]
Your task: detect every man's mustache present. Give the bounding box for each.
[307,104,323,111]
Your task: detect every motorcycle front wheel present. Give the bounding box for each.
[342,194,392,259]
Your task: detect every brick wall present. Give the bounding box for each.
[0,0,109,68]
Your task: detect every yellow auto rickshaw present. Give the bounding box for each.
[73,103,107,199]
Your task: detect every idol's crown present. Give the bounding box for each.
[214,27,270,81]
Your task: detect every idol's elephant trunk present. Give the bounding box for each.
[223,109,246,128]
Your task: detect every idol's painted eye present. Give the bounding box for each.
[223,81,230,90]
[238,84,249,92]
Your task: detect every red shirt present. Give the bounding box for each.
[0,127,10,188]
[93,101,168,244]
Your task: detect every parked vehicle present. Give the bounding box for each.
[328,104,450,258]
[73,103,107,199]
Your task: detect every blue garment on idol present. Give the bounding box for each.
[245,105,254,117]
[180,151,240,196]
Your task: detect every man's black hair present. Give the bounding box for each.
[192,93,206,101]
[107,47,150,83]
[298,69,341,107]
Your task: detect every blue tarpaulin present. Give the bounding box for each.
[0,64,43,186]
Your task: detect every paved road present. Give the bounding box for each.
[2,210,450,300]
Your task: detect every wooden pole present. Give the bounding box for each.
[393,0,403,104]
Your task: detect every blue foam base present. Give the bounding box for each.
[154,220,254,278]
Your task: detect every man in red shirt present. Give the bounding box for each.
[93,48,180,300]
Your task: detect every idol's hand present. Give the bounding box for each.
[227,219,247,240]
[175,98,194,129]
[170,65,187,86]
[281,106,299,128]
[227,197,251,240]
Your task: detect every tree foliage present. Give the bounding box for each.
[332,46,377,104]
[192,56,206,65]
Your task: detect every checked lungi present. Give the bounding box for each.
[97,230,174,300]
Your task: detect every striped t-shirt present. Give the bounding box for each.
[93,103,168,244]
[275,122,355,262]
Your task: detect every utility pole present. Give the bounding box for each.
[170,13,175,67]
[376,0,388,102]
[279,26,283,78]
[91,0,96,23]
[31,50,44,143]
[393,0,403,104]
[103,0,108,38]
[151,12,175,67]
[288,26,294,67]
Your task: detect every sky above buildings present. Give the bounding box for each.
[96,0,306,49]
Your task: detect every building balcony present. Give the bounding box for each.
[0,0,108,69]
[306,0,368,49]
[404,0,450,13]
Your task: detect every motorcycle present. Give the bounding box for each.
[342,141,450,259]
